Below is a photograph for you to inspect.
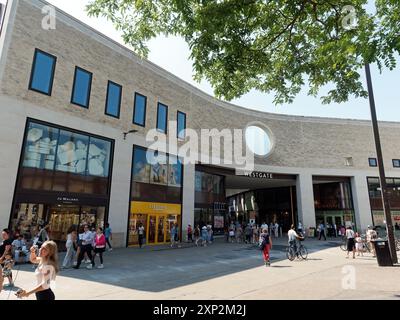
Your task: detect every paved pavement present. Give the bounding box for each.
[1,237,399,300]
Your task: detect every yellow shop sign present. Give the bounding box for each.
[131,201,181,215]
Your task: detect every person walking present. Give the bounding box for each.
[194,225,201,246]
[319,222,327,241]
[259,228,273,266]
[73,225,95,269]
[17,240,59,300]
[252,224,258,244]
[35,224,50,249]
[274,222,279,238]
[261,222,268,233]
[235,224,243,243]
[137,223,145,248]
[297,221,303,234]
[366,225,377,257]
[62,226,77,269]
[355,232,364,257]
[201,226,208,246]
[207,225,213,245]
[229,225,235,243]
[170,224,177,248]
[104,222,113,251]
[0,250,14,287]
[346,226,356,259]
[187,224,193,243]
[244,224,252,244]
[93,227,106,269]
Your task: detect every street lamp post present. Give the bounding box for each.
[364,63,398,264]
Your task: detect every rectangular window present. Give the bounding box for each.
[0,1,8,36]
[177,111,186,139]
[393,159,400,168]
[71,67,92,108]
[157,103,168,134]
[22,120,112,178]
[29,49,57,95]
[19,119,114,196]
[133,93,147,126]
[105,81,122,118]
[369,158,377,167]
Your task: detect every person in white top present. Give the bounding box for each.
[73,225,95,269]
[366,225,377,257]
[17,240,58,300]
[274,222,279,238]
[62,227,77,269]
[354,232,364,256]
[288,224,301,254]
[345,226,356,259]
[297,221,303,234]
[261,222,268,233]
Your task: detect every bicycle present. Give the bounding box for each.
[286,238,308,261]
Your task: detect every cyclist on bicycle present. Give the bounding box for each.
[288,224,302,256]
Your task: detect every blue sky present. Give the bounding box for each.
[47,0,400,122]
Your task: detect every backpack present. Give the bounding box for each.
[258,233,270,250]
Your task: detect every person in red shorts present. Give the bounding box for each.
[259,228,273,266]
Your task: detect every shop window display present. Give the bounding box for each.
[133,146,182,187]
[22,120,112,178]
[56,130,88,174]
[23,122,59,170]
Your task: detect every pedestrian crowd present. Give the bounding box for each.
[0,221,114,300]
[224,221,282,245]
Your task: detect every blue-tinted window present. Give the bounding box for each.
[133,93,147,126]
[177,111,186,139]
[29,49,57,95]
[157,103,168,133]
[393,159,400,168]
[105,81,122,118]
[369,158,377,167]
[71,67,92,108]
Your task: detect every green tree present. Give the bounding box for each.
[87,0,399,105]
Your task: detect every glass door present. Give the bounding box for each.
[48,205,80,242]
[157,215,165,243]
[147,215,156,244]
[166,214,180,242]
[128,213,147,246]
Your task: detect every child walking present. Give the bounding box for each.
[355,232,364,256]
[0,251,14,287]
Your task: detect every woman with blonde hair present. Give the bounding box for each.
[17,240,59,300]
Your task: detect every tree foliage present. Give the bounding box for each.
[87,0,400,104]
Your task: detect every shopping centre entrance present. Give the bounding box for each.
[195,165,298,233]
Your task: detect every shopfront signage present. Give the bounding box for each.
[131,201,181,215]
[56,196,79,203]
[245,171,273,179]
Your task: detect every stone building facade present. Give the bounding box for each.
[1,0,399,247]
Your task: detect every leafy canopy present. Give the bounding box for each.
[87,0,400,104]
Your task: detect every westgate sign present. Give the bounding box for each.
[244,171,273,179]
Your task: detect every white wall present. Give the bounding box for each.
[296,172,316,230]
[351,174,373,232]
[181,163,195,236]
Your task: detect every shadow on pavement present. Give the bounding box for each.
[16,238,341,293]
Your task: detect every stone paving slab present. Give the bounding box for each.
[1,237,398,300]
